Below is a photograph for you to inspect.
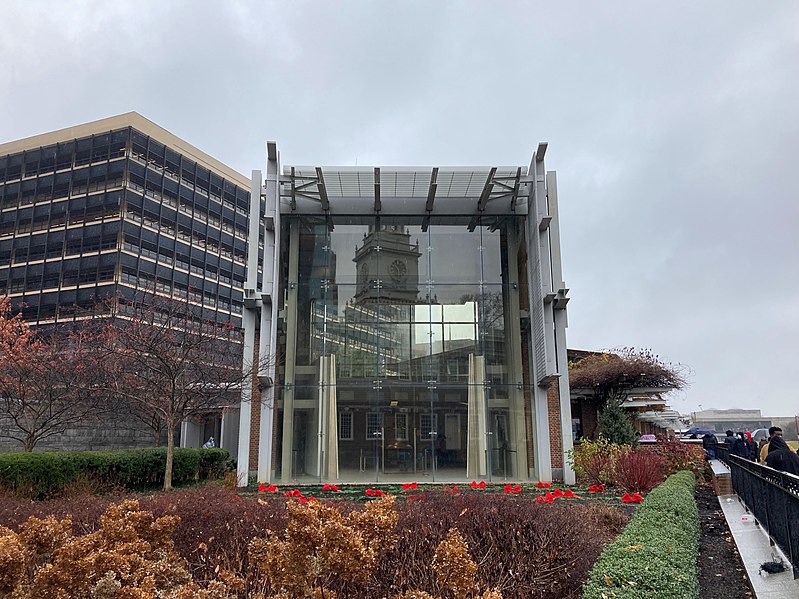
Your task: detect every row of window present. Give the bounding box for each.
[0,130,129,181]
[127,177,247,242]
[0,161,126,211]
[118,269,243,314]
[128,128,249,211]
[125,204,247,267]
[0,189,122,238]
[3,235,116,266]
[122,241,235,287]
[1,265,115,295]
[1,127,250,209]
[128,151,250,220]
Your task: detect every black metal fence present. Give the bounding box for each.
[724,453,799,578]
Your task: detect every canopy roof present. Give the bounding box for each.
[280,165,532,217]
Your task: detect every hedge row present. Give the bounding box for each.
[0,447,231,498]
[582,470,700,599]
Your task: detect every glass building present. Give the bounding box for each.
[0,113,255,451]
[242,148,574,485]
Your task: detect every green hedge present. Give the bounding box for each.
[0,447,231,498]
[582,470,700,599]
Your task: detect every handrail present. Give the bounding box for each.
[726,453,799,578]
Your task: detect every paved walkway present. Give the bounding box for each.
[711,459,799,597]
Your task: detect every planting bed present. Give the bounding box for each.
[0,483,631,598]
[695,483,754,599]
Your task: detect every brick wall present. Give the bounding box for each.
[547,381,563,468]
[248,332,262,471]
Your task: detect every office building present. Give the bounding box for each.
[0,113,254,450]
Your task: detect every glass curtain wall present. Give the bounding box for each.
[281,213,526,483]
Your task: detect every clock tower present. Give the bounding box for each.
[353,225,421,305]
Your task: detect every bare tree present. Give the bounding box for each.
[100,292,258,491]
[0,299,109,451]
[568,347,688,405]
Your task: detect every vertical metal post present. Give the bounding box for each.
[547,171,575,485]
[526,145,552,481]
[257,144,280,483]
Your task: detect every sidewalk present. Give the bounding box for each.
[716,477,799,597]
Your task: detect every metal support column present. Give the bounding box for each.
[257,143,281,483]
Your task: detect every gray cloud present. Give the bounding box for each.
[2,0,797,417]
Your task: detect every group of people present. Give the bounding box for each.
[724,430,759,461]
[706,426,799,475]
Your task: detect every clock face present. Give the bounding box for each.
[389,259,408,283]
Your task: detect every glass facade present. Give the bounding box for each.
[276,214,531,483]
[0,127,254,327]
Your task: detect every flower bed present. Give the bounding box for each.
[0,483,630,598]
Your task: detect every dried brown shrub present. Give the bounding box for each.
[0,486,629,599]
[432,529,477,598]
[0,499,240,598]
[249,496,398,598]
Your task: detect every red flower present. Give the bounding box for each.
[284,489,303,498]
[322,483,340,492]
[504,484,521,494]
[545,491,554,501]
[553,488,564,498]
[536,492,554,504]
[588,484,606,493]
[265,484,278,493]
[470,480,487,489]
[535,481,552,488]
[366,488,386,497]
[258,483,268,493]
[443,486,460,495]
[621,493,643,503]
[563,489,580,498]
[402,482,418,491]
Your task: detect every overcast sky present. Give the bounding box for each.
[2,1,797,418]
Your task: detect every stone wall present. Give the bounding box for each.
[0,415,163,453]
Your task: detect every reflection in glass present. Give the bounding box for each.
[282,214,524,483]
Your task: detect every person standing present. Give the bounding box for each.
[724,430,736,450]
[760,426,791,461]
[702,433,718,459]
[767,428,791,455]
[732,432,751,459]
[744,432,757,461]
[765,448,799,475]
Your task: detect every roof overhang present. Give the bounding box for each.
[280,166,530,217]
